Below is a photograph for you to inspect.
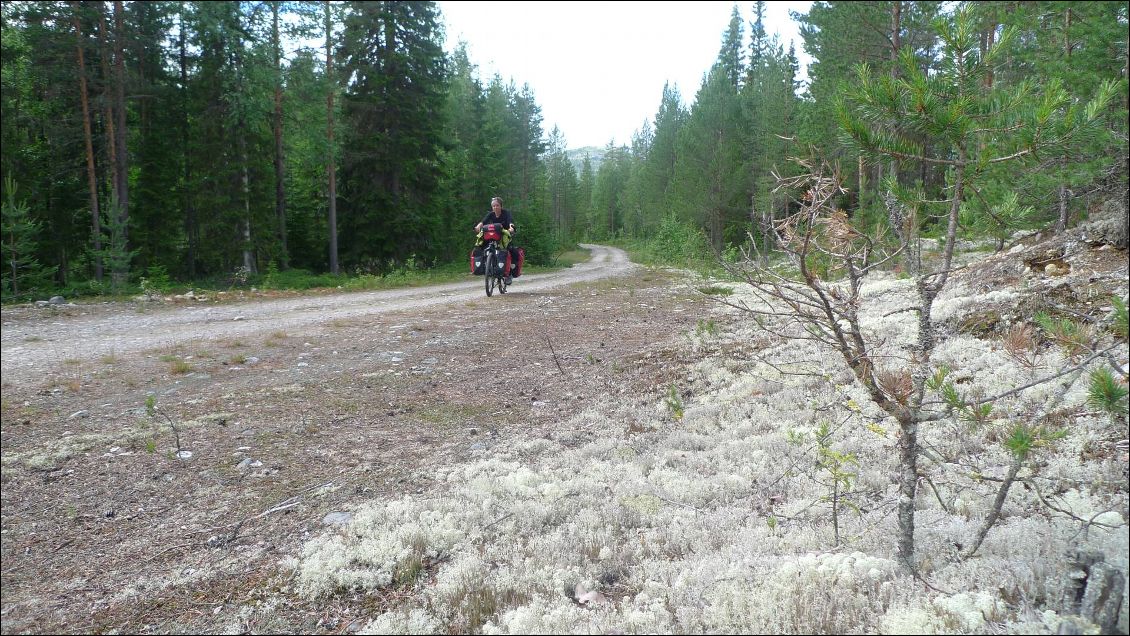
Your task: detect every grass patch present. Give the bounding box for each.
[169,359,193,374]
[416,403,493,428]
[695,319,719,337]
[552,248,592,267]
[698,285,734,296]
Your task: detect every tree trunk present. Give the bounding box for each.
[71,1,102,282]
[179,3,196,279]
[762,190,772,267]
[890,1,901,73]
[888,2,901,181]
[981,7,997,89]
[111,0,129,287]
[896,411,918,565]
[1056,180,1069,233]
[241,140,255,273]
[1053,9,1073,235]
[858,154,866,210]
[96,10,117,214]
[272,1,288,269]
[326,0,339,275]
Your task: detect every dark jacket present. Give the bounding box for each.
[480,208,514,231]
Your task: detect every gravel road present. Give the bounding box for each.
[1,244,635,383]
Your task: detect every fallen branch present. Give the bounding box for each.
[185,480,335,538]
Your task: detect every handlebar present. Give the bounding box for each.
[476,223,515,234]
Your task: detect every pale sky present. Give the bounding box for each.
[436,1,813,149]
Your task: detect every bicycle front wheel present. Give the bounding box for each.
[484,253,495,297]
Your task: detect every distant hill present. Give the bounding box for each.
[565,146,606,174]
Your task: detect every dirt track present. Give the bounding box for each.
[0,244,635,384]
[0,246,711,634]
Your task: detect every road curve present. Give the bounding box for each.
[0,244,635,383]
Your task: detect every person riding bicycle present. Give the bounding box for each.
[475,197,517,284]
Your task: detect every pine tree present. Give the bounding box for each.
[838,4,1116,565]
[2,178,58,300]
[672,64,745,249]
[576,156,595,238]
[989,1,1128,233]
[636,83,685,233]
[545,125,579,241]
[339,0,447,268]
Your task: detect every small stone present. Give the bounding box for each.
[1044,262,1070,276]
[49,296,66,305]
[236,458,253,470]
[322,512,353,526]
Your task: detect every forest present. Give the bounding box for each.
[1,1,1127,301]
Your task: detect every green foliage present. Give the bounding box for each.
[1,178,57,300]
[261,260,281,290]
[960,402,994,428]
[926,364,998,426]
[697,285,734,297]
[1004,423,1067,461]
[94,199,140,294]
[838,2,1117,259]
[925,365,951,392]
[695,319,719,338]
[1,0,1125,297]
[1034,312,1092,359]
[814,421,859,545]
[1111,296,1128,340]
[139,265,174,300]
[637,214,712,269]
[665,383,685,420]
[959,192,1035,250]
[926,365,967,412]
[144,265,173,291]
[1087,368,1129,418]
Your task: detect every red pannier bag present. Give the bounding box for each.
[501,250,512,276]
[469,246,485,275]
[481,224,503,242]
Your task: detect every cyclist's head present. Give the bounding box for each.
[491,197,503,214]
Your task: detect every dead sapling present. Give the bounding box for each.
[146,394,185,459]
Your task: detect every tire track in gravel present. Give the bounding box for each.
[0,245,634,383]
